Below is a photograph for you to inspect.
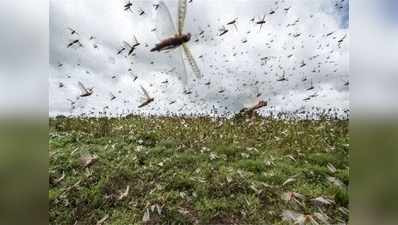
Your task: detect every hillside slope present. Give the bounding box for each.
[49,117,349,225]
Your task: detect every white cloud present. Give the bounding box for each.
[50,0,349,117]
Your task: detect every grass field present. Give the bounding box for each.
[49,116,349,225]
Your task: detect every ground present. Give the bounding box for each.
[49,116,349,225]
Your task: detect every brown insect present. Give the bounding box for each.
[138,85,154,108]
[151,0,202,84]
[239,100,268,119]
[78,81,93,97]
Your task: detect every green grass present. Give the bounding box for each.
[49,116,349,225]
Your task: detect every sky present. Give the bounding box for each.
[49,0,349,117]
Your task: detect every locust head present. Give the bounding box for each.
[182,33,191,42]
[257,100,268,108]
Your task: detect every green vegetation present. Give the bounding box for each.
[49,116,349,225]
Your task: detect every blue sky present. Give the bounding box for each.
[340,1,349,28]
[383,0,398,25]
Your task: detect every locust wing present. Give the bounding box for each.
[182,43,202,79]
[133,35,139,45]
[140,85,151,100]
[153,0,177,41]
[78,81,88,93]
[177,0,187,35]
[176,47,188,84]
[242,86,261,108]
[123,41,132,48]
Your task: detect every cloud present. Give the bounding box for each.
[0,0,48,116]
[49,0,349,117]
